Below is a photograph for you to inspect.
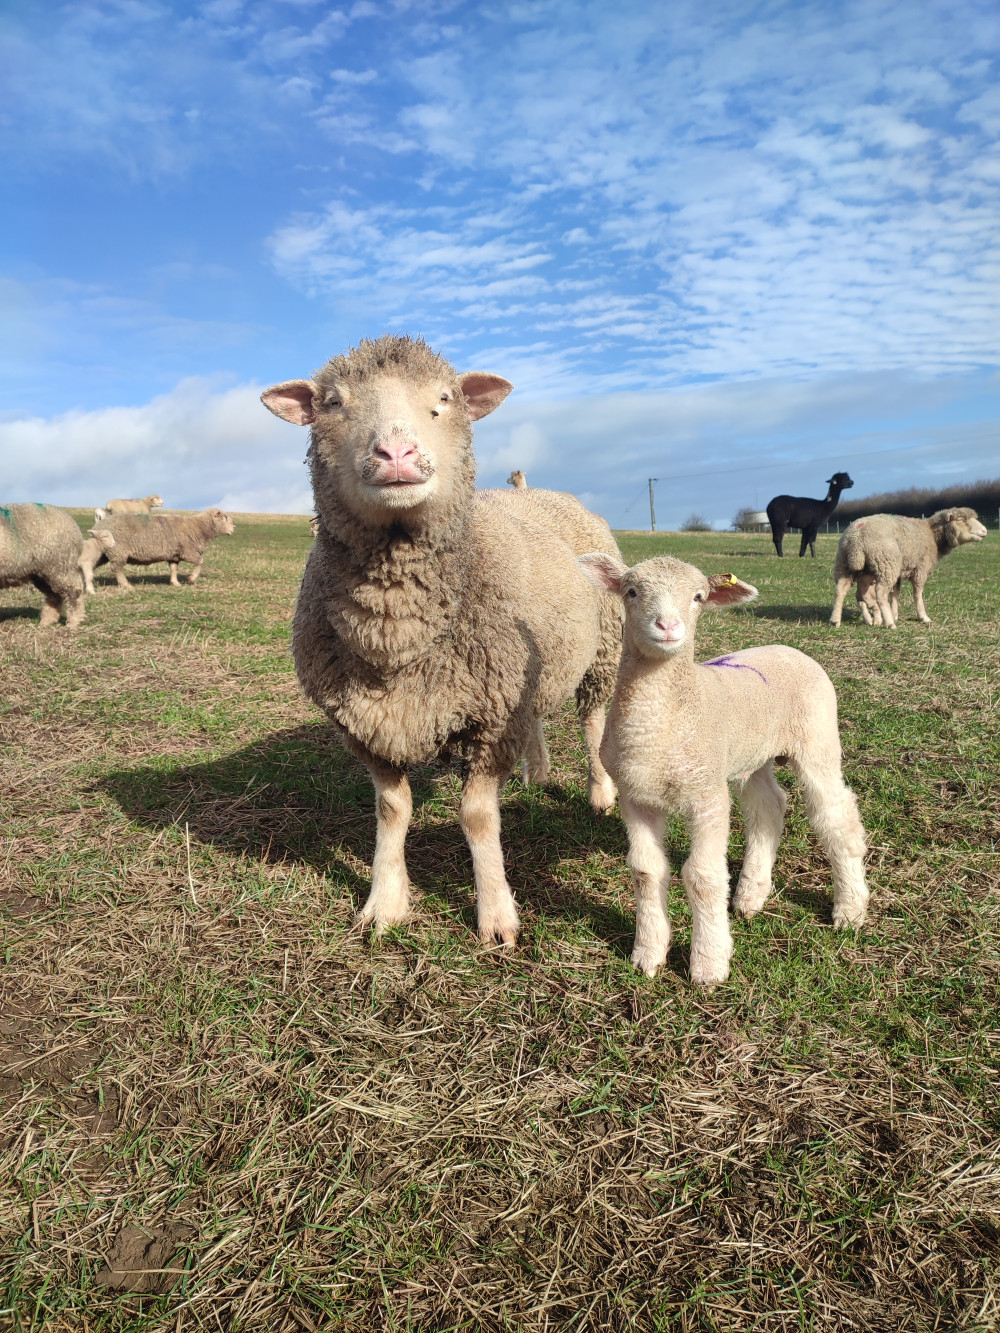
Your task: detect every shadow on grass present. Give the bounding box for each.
[100,723,635,953]
[753,603,834,623]
[0,606,40,622]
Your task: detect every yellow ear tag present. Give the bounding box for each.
[719,573,738,585]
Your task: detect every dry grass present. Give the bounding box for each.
[1,517,998,1331]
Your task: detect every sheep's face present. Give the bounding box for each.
[88,527,115,551]
[943,508,987,547]
[206,508,235,535]
[261,338,512,527]
[579,554,758,660]
[148,496,164,509]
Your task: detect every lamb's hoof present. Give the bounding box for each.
[630,944,667,978]
[832,904,867,930]
[690,964,730,987]
[355,897,410,935]
[477,912,520,947]
[589,778,617,815]
[521,762,551,787]
[733,880,771,918]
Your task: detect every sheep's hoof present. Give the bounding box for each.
[733,880,771,917]
[832,905,867,930]
[477,911,520,947]
[690,965,730,988]
[589,778,617,814]
[355,893,410,934]
[521,760,551,786]
[630,945,666,978]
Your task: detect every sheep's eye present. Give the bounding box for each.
[326,397,342,409]
[440,393,450,402]
[627,588,638,598]
[693,592,705,603]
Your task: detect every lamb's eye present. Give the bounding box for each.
[440,393,450,402]
[326,397,342,409]
[627,588,638,598]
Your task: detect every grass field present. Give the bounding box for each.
[1,514,998,1332]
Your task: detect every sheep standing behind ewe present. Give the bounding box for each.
[830,507,987,628]
[105,494,164,515]
[88,509,235,588]
[579,553,868,986]
[261,334,622,946]
[507,470,527,489]
[0,503,85,627]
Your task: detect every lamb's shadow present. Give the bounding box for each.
[752,604,833,623]
[100,722,635,953]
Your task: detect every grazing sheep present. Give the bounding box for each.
[0,503,85,627]
[105,494,164,515]
[261,334,622,945]
[94,507,107,522]
[79,533,114,594]
[830,508,987,628]
[579,553,868,986]
[767,472,854,557]
[89,509,235,589]
[507,470,527,489]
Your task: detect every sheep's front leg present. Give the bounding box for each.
[912,574,931,624]
[356,762,412,932]
[186,558,204,585]
[112,564,132,590]
[169,561,182,586]
[460,771,519,946]
[580,704,616,812]
[733,765,787,917]
[620,798,670,977]
[681,794,734,986]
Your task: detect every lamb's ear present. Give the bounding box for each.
[706,573,758,607]
[457,372,513,420]
[88,527,115,548]
[261,379,317,425]
[578,552,628,594]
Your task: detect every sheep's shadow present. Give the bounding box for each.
[99,722,635,954]
[752,603,833,623]
[0,606,40,623]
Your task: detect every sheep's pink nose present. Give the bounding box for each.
[373,435,419,463]
[655,618,683,636]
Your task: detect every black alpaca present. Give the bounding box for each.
[766,472,854,557]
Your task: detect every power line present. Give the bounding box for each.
[654,439,937,485]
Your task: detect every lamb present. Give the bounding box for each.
[0,503,85,627]
[260,334,622,945]
[830,507,987,628]
[88,509,235,589]
[579,553,868,986]
[79,533,114,594]
[507,470,527,488]
[105,494,164,515]
[767,472,854,557]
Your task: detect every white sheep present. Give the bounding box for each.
[579,553,869,986]
[105,494,164,516]
[830,507,987,628]
[79,532,114,594]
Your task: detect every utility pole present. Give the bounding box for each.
[648,478,658,533]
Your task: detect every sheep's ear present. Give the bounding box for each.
[706,573,758,607]
[457,372,513,420]
[578,552,628,594]
[261,379,317,425]
[89,527,114,546]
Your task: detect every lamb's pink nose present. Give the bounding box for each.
[655,619,683,637]
[374,435,419,465]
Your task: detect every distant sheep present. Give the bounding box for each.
[105,494,164,515]
[507,470,527,489]
[579,552,868,986]
[261,334,622,947]
[0,503,85,627]
[830,507,987,628]
[89,509,235,589]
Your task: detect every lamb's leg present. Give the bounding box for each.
[791,754,869,929]
[830,575,854,627]
[912,574,930,624]
[733,765,787,917]
[356,762,413,932]
[874,579,896,628]
[620,797,670,977]
[856,573,876,625]
[186,558,204,585]
[579,704,616,813]
[460,771,519,946]
[521,718,550,786]
[681,793,734,986]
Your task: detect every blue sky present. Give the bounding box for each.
[1,0,998,526]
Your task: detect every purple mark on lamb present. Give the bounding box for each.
[704,654,768,684]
